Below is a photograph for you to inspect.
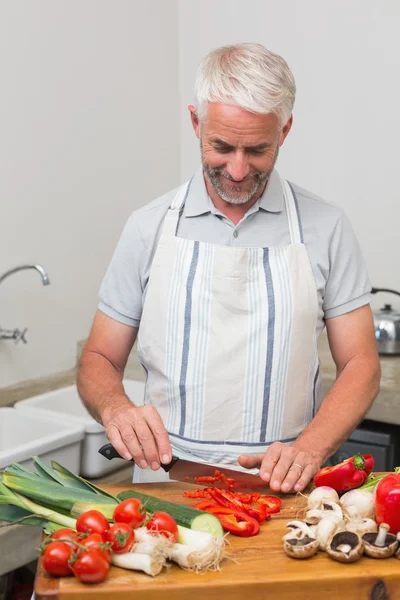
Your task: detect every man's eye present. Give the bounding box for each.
[215,146,232,154]
[248,149,266,156]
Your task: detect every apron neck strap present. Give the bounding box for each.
[281,177,304,244]
[162,179,193,237]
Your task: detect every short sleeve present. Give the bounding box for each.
[323,211,371,319]
[98,214,145,327]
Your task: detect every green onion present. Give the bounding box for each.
[359,466,400,492]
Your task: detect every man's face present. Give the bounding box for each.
[190,103,292,205]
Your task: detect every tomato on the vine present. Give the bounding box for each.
[105,522,135,553]
[72,550,110,584]
[80,532,112,564]
[113,498,146,528]
[76,510,109,538]
[42,542,73,577]
[146,511,179,543]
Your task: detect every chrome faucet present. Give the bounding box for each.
[0,264,50,286]
[0,263,50,343]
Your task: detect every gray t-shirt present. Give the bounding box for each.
[99,167,371,339]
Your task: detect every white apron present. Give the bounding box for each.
[134,173,320,483]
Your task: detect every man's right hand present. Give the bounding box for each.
[102,402,172,470]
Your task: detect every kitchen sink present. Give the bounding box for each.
[15,379,145,478]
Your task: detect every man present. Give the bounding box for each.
[78,43,380,493]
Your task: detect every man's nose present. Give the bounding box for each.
[226,151,250,181]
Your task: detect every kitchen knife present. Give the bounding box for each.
[98,442,269,490]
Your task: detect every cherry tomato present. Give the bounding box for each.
[146,511,179,543]
[113,498,146,528]
[51,528,80,550]
[42,542,73,577]
[80,532,112,564]
[76,510,109,538]
[72,549,109,584]
[104,522,135,553]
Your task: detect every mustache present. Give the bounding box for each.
[207,167,266,182]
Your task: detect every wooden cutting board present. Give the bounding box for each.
[34,480,400,600]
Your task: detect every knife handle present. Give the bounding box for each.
[98,443,179,472]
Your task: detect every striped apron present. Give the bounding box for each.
[134,173,319,483]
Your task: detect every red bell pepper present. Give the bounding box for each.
[375,471,400,534]
[314,453,373,493]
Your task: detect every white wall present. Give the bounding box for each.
[179,0,400,310]
[0,1,180,387]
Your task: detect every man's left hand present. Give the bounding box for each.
[238,442,323,493]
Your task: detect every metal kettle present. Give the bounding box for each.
[371,287,400,355]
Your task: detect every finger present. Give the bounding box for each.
[134,418,161,470]
[280,461,306,493]
[106,424,135,462]
[268,451,295,491]
[144,407,172,464]
[118,426,147,468]
[293,464,317,492]
[258,443,284,483]
[238,453,264,470]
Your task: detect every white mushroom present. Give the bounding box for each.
[315,517,342,551]
[282,521,314,541]
[326,531,364,563]
[322,501,343,521]
[307,487,339,510]
[283,536,319,559]
[362,523,399,559]
[345,518,378,537]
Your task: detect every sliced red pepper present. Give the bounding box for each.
[183,489,212,499]
[193,501,220,511]
[208,488,261,521]
[201,505,260,536]
[217,513,259,537]
[257,495,282,514]
[314,453,369,492]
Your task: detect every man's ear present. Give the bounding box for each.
[188,105,200,138]
[279,114,293,147]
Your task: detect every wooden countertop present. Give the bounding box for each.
[34,480,399,600]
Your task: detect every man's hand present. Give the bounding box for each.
[103,402,172,471]
[238,442,322,493]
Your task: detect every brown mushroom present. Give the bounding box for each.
[283,535,319,559]
[326,531,364,563]
[362,523,399,559]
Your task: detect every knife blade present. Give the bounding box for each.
[98,443,269,491]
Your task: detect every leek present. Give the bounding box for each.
[71,500,116,521]
[0,484,76,529]
[2,472,117,511]
[50,460,118,500]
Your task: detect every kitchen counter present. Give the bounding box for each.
[34,480,400,600]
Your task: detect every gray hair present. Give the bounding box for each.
[194,43,296,127]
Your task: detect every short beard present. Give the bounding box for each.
[201,145,279,205]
